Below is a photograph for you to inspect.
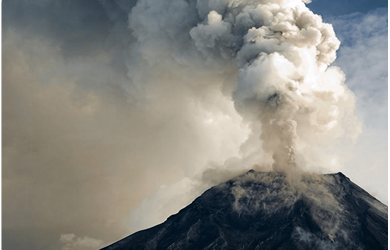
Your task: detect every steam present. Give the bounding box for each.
[125,0,362,231]
[129,0,360,174]
[3,0,373,247]
[59,234,105,250]
[229,171,345,235]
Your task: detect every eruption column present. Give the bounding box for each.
[131,0,361,173]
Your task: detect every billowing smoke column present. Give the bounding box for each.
[129,0,360,173]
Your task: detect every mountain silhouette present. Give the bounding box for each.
[102,170,388,250]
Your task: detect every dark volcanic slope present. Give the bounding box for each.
[102,171,388,250]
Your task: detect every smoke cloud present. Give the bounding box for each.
[60,234,106,250]
[124,0,363,233]
[128,0,360,174]
[3,0,383,249]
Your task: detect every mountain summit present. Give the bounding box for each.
[102,170,388,250]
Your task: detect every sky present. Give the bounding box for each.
[2,0,388,250]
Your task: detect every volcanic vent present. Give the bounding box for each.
[101,170,387,250]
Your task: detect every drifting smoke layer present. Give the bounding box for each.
[129,0,360,173]
[2,0,385,249]
[229,171,346,239]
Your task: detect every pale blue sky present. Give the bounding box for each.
[309,0,387,16]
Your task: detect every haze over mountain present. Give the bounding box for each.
[2,0,387,249]
[102,170,388,250]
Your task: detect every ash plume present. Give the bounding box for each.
[129,0,361,174]
[4,0,375,247]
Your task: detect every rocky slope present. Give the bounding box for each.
[102,170,388,250]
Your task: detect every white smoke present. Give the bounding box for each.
[125,0,362,232]
[59,234,105,250]
[127,0,360,174]
[2,0,366,245]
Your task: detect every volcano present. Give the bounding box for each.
[101,170,387,250]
